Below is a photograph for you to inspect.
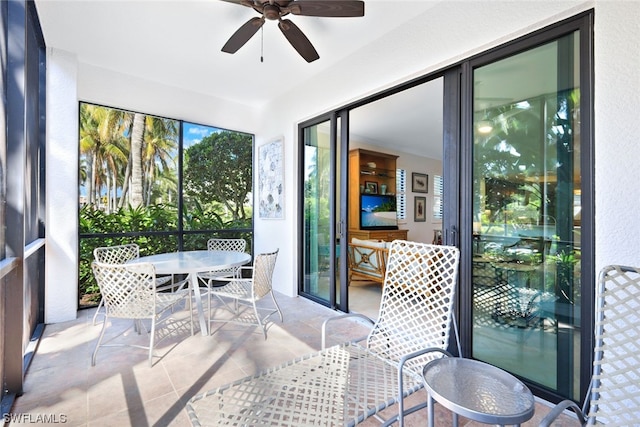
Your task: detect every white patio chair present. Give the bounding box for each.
[198,238,247,283]
[92,243,174,325]
[196,238,248,322]
[322,240,461,426]
[208,249,282,339]
[540,264,640,426]
[188,241,459,426]
[90,261,193,367]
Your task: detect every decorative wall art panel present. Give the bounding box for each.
[258,137,284,219]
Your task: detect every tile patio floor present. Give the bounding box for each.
[8,293,578,426]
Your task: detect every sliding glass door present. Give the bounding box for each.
[468,15,592,402]
[299,116,346,309]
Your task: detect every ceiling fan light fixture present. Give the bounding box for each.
[263,4,280,20]
[477,120,493,134]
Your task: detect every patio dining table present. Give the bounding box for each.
[132,250,251,336]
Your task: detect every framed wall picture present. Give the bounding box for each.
[412,172,429,193]
[258,137,284,219]
[414,196,426,222]
[364,181,378,194]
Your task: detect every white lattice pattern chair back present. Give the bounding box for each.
[252,250,278,299]
[94,243,140,264]
[207,238,247,253]
[92,261,157,319]
[206,238,247,278]
[367,240,460,374]
[90,260,193,366]
[588,265,640,425]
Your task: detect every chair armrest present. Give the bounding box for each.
[387,348,455,425]
[201,265,253,283]
[211,265,254,282]
[321,313,375,349]
[539,399,586,427]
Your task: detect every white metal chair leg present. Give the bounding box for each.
[92,298,105,325]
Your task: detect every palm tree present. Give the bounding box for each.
[79,105,101,205]
[142,116,178,206]
[130,113,146,208]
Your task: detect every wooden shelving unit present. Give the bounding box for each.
[348,148,408,241]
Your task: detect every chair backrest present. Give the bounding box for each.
[348,239,389,283]
[587,265,640,425]
[207,238,247,253]
[94,243,140,264]
[367,240,460,374]
[91,261,157,319]
[251,250,279,299]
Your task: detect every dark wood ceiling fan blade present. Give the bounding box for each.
[287,0,364,17]
[218,0,252,6]
[222,17,265,54]
[278,19,319,63]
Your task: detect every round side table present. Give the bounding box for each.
[423,357,535,427]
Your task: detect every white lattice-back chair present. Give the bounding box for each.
[91,261,193,367]
[92,243,173,325]
[198,238,247,282]
[322,240,460,425]
[94,243,140,264]
[540,264,640,426]
[197,238,248,321]
[368,240,460,371]
[208,249,282,339]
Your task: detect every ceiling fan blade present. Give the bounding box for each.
[286,0,364,17]
[222,17,265,54]
[219,0,260,8]
[278,19,319,63]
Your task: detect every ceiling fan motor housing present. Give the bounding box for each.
[263,4,281,20]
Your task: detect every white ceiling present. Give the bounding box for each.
[35,0,444,108]
[35,0,447,159]
[35,1,557,162]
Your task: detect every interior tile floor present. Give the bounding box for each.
[8,292,578,426]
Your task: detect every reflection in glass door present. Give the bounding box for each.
[301,119,342,307]
[471,31,583,399]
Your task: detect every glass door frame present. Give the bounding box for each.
[298,73,460,316]
[457,11,595,404]
[297,112,349,312]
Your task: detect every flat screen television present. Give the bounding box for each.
[360,194,398,230]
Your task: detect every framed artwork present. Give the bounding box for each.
[414,196,426,222]
[364,181,378,194]
[258,137,284,219]
[412,172,429,193]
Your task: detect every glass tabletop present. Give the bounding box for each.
[423,357,534,425]
[134,250,251,275]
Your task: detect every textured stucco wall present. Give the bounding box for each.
[593,1,640,270]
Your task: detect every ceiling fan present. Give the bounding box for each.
[220,0,365,63]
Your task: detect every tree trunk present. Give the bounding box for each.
[130,113,145,208]
[89,153,97,205]
[118,149,132,209]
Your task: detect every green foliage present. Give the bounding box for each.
[78,203,252,307]
[374,199,396,212]
[183,131,253,221]
[78,105,255,308]
[182,198,225,230]
[546,249,581,304]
